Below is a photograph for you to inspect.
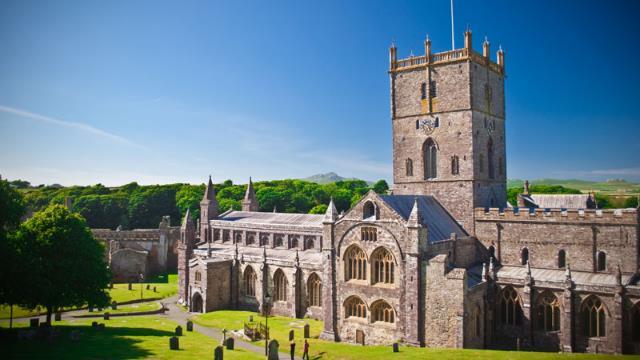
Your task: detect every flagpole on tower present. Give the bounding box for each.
[450,0,455,50]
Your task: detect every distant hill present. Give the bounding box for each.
[508,178,640,195]
[302,172,372,185]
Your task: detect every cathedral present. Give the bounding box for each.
[178,30,640,354]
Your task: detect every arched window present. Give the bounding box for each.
[429,80,437,97]
[500,287,523,326]
[246,234,255,245]
[344,296,367,319]
[344,245,367,281]
[406,158,413,177]
[223,230,230,242]
[521,248,529,265]
[487,138,495,179]
[371,247,395,285]
[582,296,606,337]
[423,138,437,180]
[274,235,284,247]
[536,292,560,331]
[195,271,202,282]
[558,250,566,269]
[273,269,288,302]
[363,201,377,220]
[244,266,257,297]
[371,300,395,323]
[289,235,299,249]
[597,251,606,272]
[361,227,377,242]
[420,82,427,100]
[632,303,640,341]
[235,232,242,243]
[451,155,460,175]
[304,236,315,250]
[260,234,269,246]
[307,273,322,307]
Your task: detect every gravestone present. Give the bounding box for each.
[128,283,132,290]
[111,301,117,310]
[88,306,94,312]
[30,319,39,328]
[104,312,110,320]
[146,284,150,290]
[153,286,157,292]
[392,343,399,353]
[267,339,279,360]
[303,324,310,338]
[214,345,224,360]
[186,320,193,332]
[169,336,179,350]
[288,329,294,341]
[97,323,105,331]
[249,315,253,322]
[55,312,62,321]
[175,325,183,336]
[91,321,98,328]
[225,337,234,350]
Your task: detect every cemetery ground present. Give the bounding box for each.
[193,310,637,360]
[0,273,178,320]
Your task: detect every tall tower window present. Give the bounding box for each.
[558,250,566,268]
[406,158,413,176]
[521,247,529,265]
[488,138,495,179]
[451,155,460,175]
[420,82,427,100]
[536,292,560,331]
[597,251,607,272]
[423,138,437,180]
[500,287,523,326]
[429,80,437,98]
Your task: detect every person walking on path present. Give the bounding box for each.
[290,340,296,360]
[302,339,310,360]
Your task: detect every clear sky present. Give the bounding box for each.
[1,0,639,186]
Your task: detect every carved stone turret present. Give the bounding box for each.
[200,175,219,242]
[242,177,259,212]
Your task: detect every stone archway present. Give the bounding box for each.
[191,292,204,313]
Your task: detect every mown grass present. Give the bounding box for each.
[74,301,162,316]
[0,315,262,360]
[0,273,178,320]
[193,310,634,360]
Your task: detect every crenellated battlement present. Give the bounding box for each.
[92,227,179,242]
[474,207,638,224]
[389,30,504,74]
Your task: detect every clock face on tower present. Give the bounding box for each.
[417,117,439,135]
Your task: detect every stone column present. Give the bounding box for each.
[612,286,624,354]
[561,285,573,352]
[320,223,337,341]
[496,223,503,262]
[522,269,533,348]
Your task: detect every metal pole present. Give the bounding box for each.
[450,0,455,50]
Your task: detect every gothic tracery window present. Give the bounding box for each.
[406,158,413,177]
[246,234,255,245]
[423,138,437,180]
[500,287,523,326]
[344,245,367,281]
[244,266,256,297]
[361,227,377,242]
[195,271,202,282]
[371,300,395,323]
[273,269,288,302]
[274,235,284,247]
[582,296,606,337]
[344,296,367,319]
[536,292,560,331]
[307,273,322,307]
[371,247,395,285]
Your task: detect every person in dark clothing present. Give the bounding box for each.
[302,339,310,360]
[290,340,296,360]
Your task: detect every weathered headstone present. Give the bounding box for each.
[104,312,110,320]
[214,345,224,360]
[249,315,253,322]
[225,337,234,350]
[175,325,183,336]
[267,339,279,360]
[288,329,294,341]
[91,321,98,328]
[55,312,62,321]
[303,323,310,339]
[111,301,117,310]
[146,284,150,290]
[30,319,39,328]
[153,286,157,292]
[186,320,193,332]
[392,343,399,353]
[169,336,179,350]
[128,283,132,290]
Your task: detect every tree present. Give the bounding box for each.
[308,204,328,214]
[623,196,639,208]
[128,186,180,228]
[18,205,110,324]
[175,185,204,222]
[372,180,389,194]
[72,194,129,229]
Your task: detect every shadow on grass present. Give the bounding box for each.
[0,325,175,359]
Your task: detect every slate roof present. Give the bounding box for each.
[520,194,595,209]
[218,211,324,228]
[379,195,467,243]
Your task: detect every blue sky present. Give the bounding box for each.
[1,0,639,186]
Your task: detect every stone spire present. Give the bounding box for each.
[242,177,259,212]
[200,175,219,241]
[407,197,422,228]
[202,175,216,202]
[181,208,194,228]
[323,198,339,223]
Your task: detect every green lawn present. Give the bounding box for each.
[74,301,162,316]
[193,310,635,360]
[0,273,178,320]
[0,315,262,360]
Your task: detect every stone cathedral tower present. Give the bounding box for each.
[390,29,507,233]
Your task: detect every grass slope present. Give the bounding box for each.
[0,315,262,360]
[193,310,629,360]
[508,179,640,195]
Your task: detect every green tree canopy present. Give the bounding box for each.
[372,180,389,194]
